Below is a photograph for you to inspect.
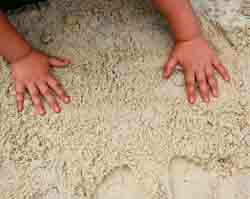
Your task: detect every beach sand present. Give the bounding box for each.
[1,0,250,198]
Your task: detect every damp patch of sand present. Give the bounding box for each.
[1,0,250,198]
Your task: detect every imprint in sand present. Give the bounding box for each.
[167,157,216,199]
[95,166,147,199]
[217,168,250,199]
[162,157,250,199]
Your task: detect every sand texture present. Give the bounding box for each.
[1,0,250,198]
[193,0,250,53]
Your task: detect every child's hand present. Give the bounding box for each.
[11,50,71,115]
[164,36,230,104]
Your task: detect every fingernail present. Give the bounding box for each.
[55,106,60,113]
[64,59,71,64]
[189,96,195,104]
[39,109,45,115]
[213,90,219,97]
[64,96,70,103]
[204,97,209,103]
[17,106,21,112]
[164,72,169,78]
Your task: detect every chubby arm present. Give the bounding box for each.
[0,10,32,63]
[152,0,201,42]
[151,0,230,104]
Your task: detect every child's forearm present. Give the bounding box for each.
[0,10,32,63]
[152,0,202,42]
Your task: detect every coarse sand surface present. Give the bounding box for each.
[1,0,250,198]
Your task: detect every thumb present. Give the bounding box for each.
[49,57,71,68]
[164,56,178,78]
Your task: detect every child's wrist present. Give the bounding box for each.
[9,46,33,64]
[174,32,203,43]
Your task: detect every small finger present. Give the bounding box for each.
[27,84,45,115]
[49,57,71,68]
[206,67,219,97]
[15,82,25,112]
[213,59,230,81]
[47,76,70,104]
[196,70,210,103]
[37,82,61,113]
[164,56,178,78]
[184,69,196,104]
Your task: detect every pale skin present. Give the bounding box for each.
[0,0,230,115]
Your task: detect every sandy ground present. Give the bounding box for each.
[193,0,250,53]
[1,0,250,198]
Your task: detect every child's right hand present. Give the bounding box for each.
[11,50,71,115]
[164,36,230,104]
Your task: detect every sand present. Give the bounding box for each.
[1,0,250,198]
[193,0,250,53]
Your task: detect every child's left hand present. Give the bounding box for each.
[164,35,230,104]
[11,50,71,115]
